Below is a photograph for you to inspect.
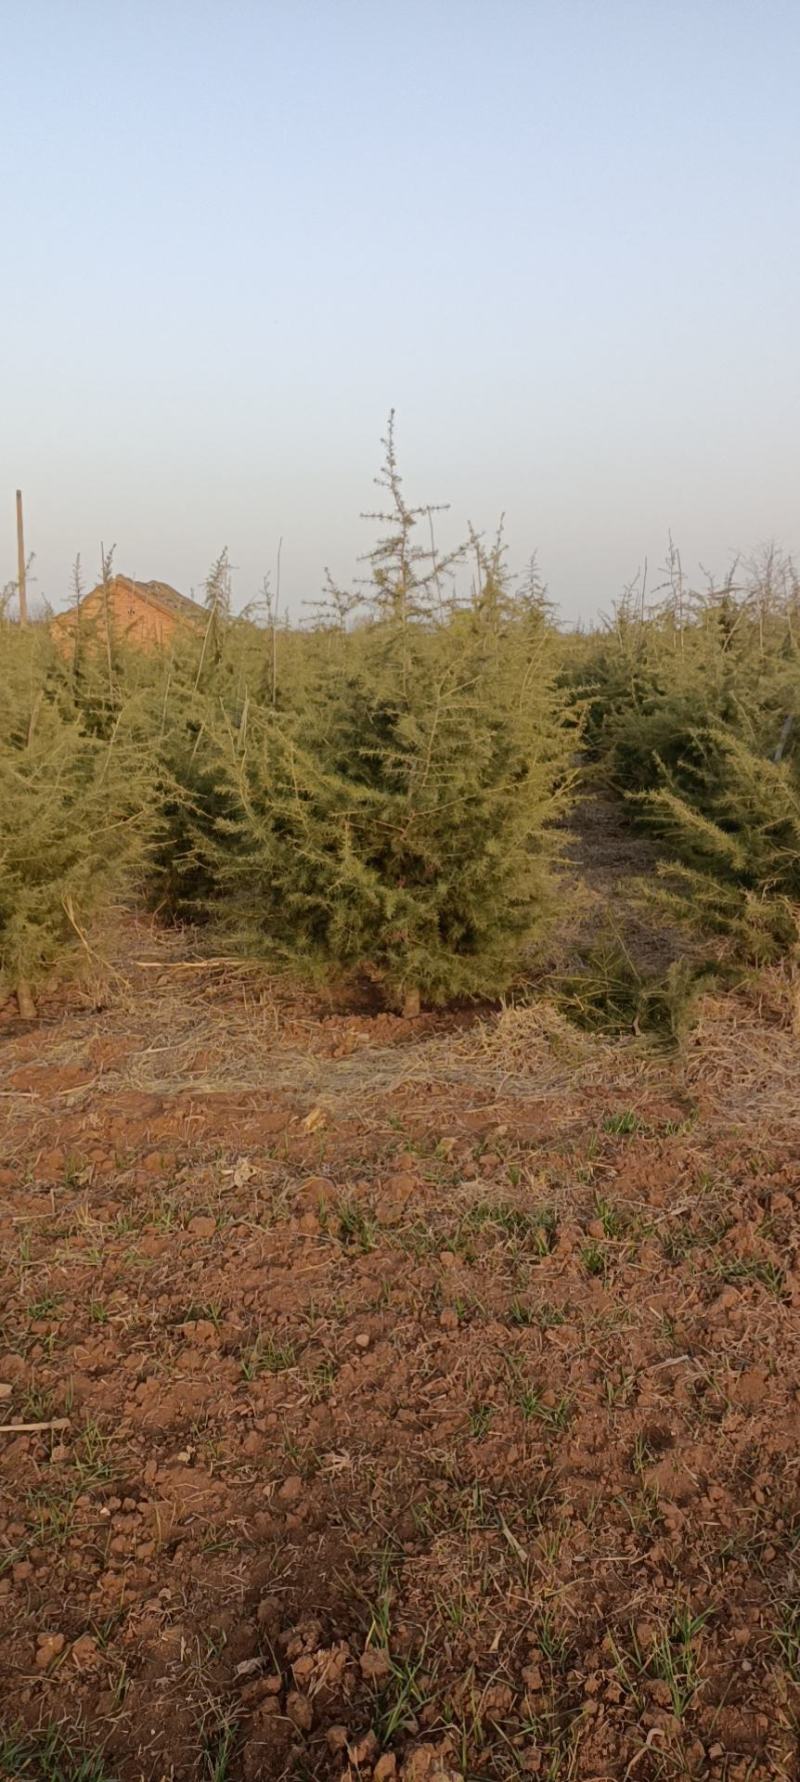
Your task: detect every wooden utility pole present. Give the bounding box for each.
[16,490,28,626]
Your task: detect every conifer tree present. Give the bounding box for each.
[0,625,156,1015]
[203,422,575,1008]
[566,547,800,961]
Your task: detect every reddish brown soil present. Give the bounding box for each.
[1,931,800,1781]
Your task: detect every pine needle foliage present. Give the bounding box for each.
[131,583,316,919]
[201,426,575,1008]
[565,548,800,960]
[0,624,156,1010]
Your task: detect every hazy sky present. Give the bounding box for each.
[3,0,799,622]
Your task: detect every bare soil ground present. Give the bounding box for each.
[2,864,800,1779]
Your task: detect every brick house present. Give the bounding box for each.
[52,575,207,651]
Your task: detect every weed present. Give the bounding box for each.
[394,1219,439,1257]
[609,1607,710,1721]
[602,1109,641,1136]
[73,1421,116,1490]
[307,1359,337,1401]
[202,1713,238,1782]
[775,1600,800,1682]
[181,1300,223,1328]
[604,1370,635,1410]
[464,1200,557,1255]
[18,1384,64,1423]
[240,1331,298,1378]
[616,1485,662,1538]
[593,1194,625,1238]
[0,1725,117,1781]
[468,1402,494,1439]
[649,1607,710,1718]
[580,1240,607,1278]
[537,1608,572,1667]
[517,1386,572,1432]
[26,1294,60,1321]
[715,1256,785,1296]
[536,1301,566,1329]
[337,1200,377,1252]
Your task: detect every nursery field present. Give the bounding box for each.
[1,835,800,1782]
[1,447,799,1778]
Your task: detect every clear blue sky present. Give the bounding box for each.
[3,0,798,621]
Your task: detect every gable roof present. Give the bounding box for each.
[52,575,207,628]
[98,575,206,620]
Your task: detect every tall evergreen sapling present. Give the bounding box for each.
[207,420,574,1008]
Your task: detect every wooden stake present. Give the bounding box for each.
[16,489,28,626]
[100,542,115,694]
[0,1417,70,1436]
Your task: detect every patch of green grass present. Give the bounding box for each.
[180,1300,223,1329]
[537,1607,573,1668]
[72,1421,116,1490]
[631,1431,658,1476]
[649,1607,710,1719]
[111,1209,138,1237]
[603,1370,635,1410]
[602,1109,642,1136]
[0,1725,117,1781]
[18,1383,70,1423]
[536,1301,566,1330]
[464,1201,557,1255]
[26,1294,60,1321]
[615,1484,661,1539]
[377,1649,437,1742]
[580,1240,607,1279]
[593,1195,626,1238]
[714,1256,785,1296]
[241,1331,298,1379]
[202,1714,239,1782]
[775,1600,800,1682]
[516,1385,572,1433]
[337,1200,377,1252]
[392,1218,439,1257]
[608,1607,710,1722]
[307,1359,337,1401]
[660,1224,694,1264]
[468,1402,494,1439]
[25,1482,74,1548]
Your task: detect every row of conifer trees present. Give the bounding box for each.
[2,431,798,1018]
[0,427,574,1015]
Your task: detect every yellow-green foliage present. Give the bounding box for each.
[195,467,576,1007]
[566,552,800,958]
[203,575,573,1006]
[0,626,156,1003]
[37,424,574,1010]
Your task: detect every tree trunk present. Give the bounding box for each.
[16,979,37,1020]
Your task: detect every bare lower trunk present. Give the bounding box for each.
[16,979,37,1020]
[402,987,421,1019]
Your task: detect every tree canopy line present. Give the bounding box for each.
[2,425,798,1020]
